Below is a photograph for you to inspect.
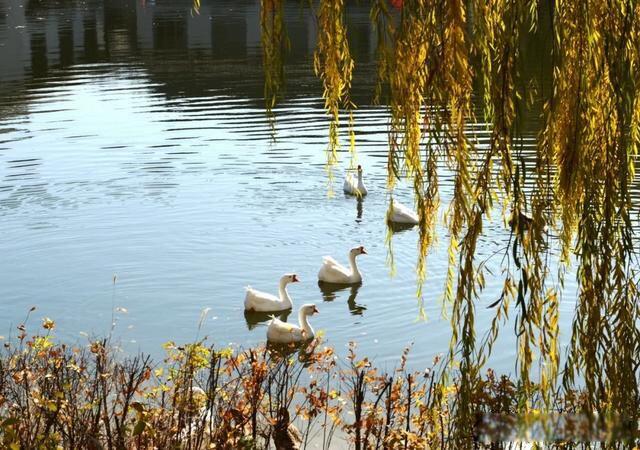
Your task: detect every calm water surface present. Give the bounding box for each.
[0,0,581,371]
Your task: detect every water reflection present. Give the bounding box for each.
[266,340,319,366]
[318,281,366,316]
[244,309,291,331]
[388,221,417,234]
[356,197,363,221]
[30,33,47,78]
[58,24,74,68]
[0,0,378,107]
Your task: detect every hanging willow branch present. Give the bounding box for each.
[559,0,640,433]
[394,2,433,303]
[261,0,288,118]
[314,0,355,191]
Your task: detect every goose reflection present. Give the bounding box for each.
[343,192,365,222]
[244,309,291,331]
[387,220,417,234]
[266,339,319,366]
[317,281,366,315]
[356,197,363,221]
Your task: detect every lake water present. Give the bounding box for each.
[0,0,583,371]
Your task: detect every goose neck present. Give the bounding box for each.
[299,310,314,337]
[357,174,366,193]
[349,253,361,279]
[278,280,293,307]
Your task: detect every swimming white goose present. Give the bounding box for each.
[318,246,367,284]
[387,199,419,225]
[343,165,368,197]
[244,273,299,312]
[266,303,319,344]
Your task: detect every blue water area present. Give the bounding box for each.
[0,0,581,371]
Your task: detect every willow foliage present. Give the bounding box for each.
[557,0,640,432]
[313,0,356,188]
[260,0,288,117]
[260,0,640,447]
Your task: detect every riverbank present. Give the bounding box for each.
[0,317,620,449]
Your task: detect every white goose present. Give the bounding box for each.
[244,273,299,312]
[388,199,419,225]
[318,246,367,284]
[266,304,319,344]
[343,165,368,197]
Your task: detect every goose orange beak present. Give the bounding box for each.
[292,274,299,282]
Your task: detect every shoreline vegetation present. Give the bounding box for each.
[0,316,633,449]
